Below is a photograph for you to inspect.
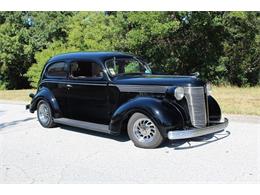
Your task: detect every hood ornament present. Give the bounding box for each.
[191,72,200,77]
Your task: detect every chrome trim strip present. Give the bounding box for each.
[41,80,171,91]
[167,118,228,140]
[54,118,110,134]
[115,85,169,93]
[41,80,107,86]
[41,80,171,92]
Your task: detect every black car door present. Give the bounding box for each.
[43,61,69,118]
[67,60,109,124]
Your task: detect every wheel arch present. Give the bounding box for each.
[109,97,185,137]
[30,87,62,118]
[208,95,222,121]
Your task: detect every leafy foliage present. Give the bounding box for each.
[0,11,259,89]
[220,12,260,86]
[0,11,74,89]
[26,42,78,88]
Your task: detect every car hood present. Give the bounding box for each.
[112,74,206,87]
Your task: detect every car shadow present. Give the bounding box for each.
[0,117,36,130]
[58,124,130,142]
[0,116,231,148]
[0,110,5,117]
[58,124,230,148]
[163,130,231,150]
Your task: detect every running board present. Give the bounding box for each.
[53,118,110,134]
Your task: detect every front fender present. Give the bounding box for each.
[110,97,184,137]
[29,87,62,118]
[208,95,222,121]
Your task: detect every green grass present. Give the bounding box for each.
[0,89,36,102]
[212,86,260,116]
[0,87,259,115]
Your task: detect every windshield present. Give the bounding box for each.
[105,57,152,77]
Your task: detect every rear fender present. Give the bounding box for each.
[110,97,184,137]
[29,87,62,118]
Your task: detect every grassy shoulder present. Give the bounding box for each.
[0,86,259,116]
[0,89,36,102]
[212,86,260,116]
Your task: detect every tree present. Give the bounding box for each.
[0,11,259,89]
[0,11,74,89]
[169,12,227,83]
[66,12,126,51]
[220,12,260,86]
[26,41,78,88]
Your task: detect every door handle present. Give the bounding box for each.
[66,84,72,88]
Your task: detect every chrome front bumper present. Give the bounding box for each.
[167,118,229,140]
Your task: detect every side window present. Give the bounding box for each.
[70,61,103,79]
[46,62,67,78]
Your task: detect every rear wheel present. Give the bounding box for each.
[37,100,55,128]
[127,113,164,149]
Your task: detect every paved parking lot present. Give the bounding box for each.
[0,102,259,183]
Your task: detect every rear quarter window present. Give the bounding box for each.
[46,62,67,78]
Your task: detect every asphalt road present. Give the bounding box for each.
[0,102,259,183]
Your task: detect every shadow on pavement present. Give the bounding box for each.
[58,124,230,148]
[0,117,36,130]
[0,110,5,117]
[164,130,231,150]
[58,124,130,142]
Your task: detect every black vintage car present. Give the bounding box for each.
[27,51,228,148]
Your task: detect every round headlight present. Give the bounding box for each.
[206,83,212,95]
[174,87,184,100]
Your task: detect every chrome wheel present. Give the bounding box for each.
[133,118,157,143]
[38,103,50,125]
[128,113,164,148]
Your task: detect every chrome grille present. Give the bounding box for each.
[184,87,207,128]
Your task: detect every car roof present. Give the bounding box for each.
[48,51,134,63]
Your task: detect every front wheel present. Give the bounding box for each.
[37,100,55,128]
[127,113,164,149]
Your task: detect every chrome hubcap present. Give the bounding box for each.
[133,118,157,143]
[38,103,50,124]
